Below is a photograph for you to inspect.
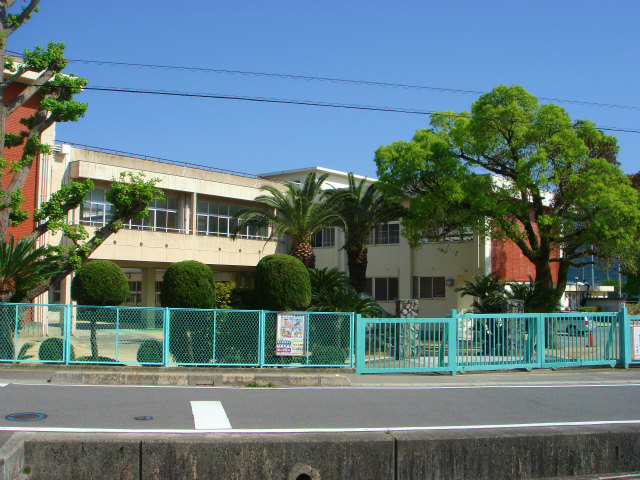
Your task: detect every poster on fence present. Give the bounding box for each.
[633,326,640,361]
[276,312,307,356]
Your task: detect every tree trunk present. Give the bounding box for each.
[346,243,368,293]
[90,315,99,361]
[530,260,562,312]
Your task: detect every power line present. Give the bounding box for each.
[19,52,638,112]
[80,85,640,135]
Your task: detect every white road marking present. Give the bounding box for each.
[15,382,640,390]
[190,401,231,430]
[1,419,640,435]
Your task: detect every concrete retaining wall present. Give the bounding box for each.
[4,425,640,480]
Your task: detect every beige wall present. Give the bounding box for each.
[45,146,287,305]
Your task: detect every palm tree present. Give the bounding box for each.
[454,273,505,313]
[325,173,404,293]
[235,172,344,268]
[0,235,64,303]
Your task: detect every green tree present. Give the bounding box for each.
[0,2,161,302]
[455,273,505,314]
[235,172,344,268]
[71,260,129,360]
[375,85,640,311]
[325,173,403,293]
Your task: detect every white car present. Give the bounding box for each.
[565,316,595,335]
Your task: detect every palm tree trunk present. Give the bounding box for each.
[290,240,316,269]
[346,243,368,293]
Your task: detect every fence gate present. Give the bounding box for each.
[356,317,457,374]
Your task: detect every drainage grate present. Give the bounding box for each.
[134,416,153,421]
[5,412,47,422]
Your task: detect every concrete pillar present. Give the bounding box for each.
[141,268,157,308]
[141,268,157,329]
[191,192,197,235]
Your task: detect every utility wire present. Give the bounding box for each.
[17,52,637,112]
[80,85,640,135]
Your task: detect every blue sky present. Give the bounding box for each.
[9,0,640,179]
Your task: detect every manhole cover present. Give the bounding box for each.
[5,412,47,422]
[134,416,153,421]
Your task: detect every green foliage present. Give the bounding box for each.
[0,331,13,360]
[136,340,163,365]
[455,274,505,313]
[71,260,129,306]
[38,337,75,362]
[215,311,259,364]
[160,261,216,309]
[310,345,347,366]
[23,41,67,72]
[0,235,64,302]
[161,262,216,364]
[236,172,344,268]
[214,281,236,309]
[375,84,640,303]
[107,172,163,221]
[230,287,255,309]
[578,306,599,313]
[308,267,381,317]
[254,254,311,311]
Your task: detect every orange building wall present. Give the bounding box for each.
[2,83,40,240]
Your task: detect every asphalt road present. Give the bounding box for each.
[1,382,640,434]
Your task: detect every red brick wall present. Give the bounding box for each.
[491,237,559,283]
[3,83,40,240]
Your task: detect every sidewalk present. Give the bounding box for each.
[1,363,639,388]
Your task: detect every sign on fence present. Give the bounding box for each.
[276,312,307,356]
[632,326,640,361]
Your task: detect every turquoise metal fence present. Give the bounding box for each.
[0,303,353,368]
[356,317,456,374]
[356,310,629,374]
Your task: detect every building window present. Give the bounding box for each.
[155,280,163,306]
[128,195,180,232]
[126,281,142,306]
[310,228,335,248]
[196,199,268,239]
[80,190,182,233]
[366,221,400,245]
[49,281,62,304]
[80,187,112,226]
[365,277,398,301]
[412,276,446,299]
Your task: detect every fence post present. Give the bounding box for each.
[163,308,170,367]
[619,308,631,369]
[536,314,546,367]
[351,313,358,369]
[448,309,458,375]
[64,304,71,365]
[259,310,265,368]
[355,314,366,373]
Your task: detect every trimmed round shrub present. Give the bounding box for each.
[0,332,13,360]
[254,254,311,311]
[161,261,216,364]
[136,339,163,365]
[71,260,129,306]
[38,337,75,362]
[160,261,216,309]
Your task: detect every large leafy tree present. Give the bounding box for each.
[375,85,640,311]
[235,172,344,268]
[325,173,403,293]
[0,1,161,302]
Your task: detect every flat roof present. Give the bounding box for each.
[260,166,375,181]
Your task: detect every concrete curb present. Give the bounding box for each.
[0,433,33,480]
[15,426,640,480]
[49,371,351,387]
